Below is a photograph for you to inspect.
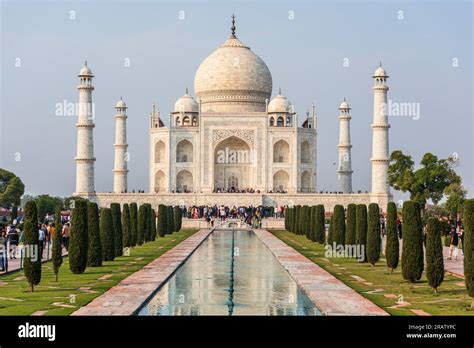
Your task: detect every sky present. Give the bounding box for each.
[0,0,472,203]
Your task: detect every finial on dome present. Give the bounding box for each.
[85,60,88,66]
[379,61,382,67]
[278,87,282,95]
[231,14,236,38]
[185,87,189,94]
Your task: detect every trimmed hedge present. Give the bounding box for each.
[333,205,345,247]
[129,203,138,247]
[100,208,115,261]
[173,206,182,232]
[157,204,167,237]
[345,204,356,246]
[401,201,424,282]
[355,204,368,263]
[122,204,131,248]
[463,199,474,306]
[23,201,41,291]
[426,217,444,293]
[367,203,381,266]
[385,202,399,273]
[87,202,102,267]
[52,208,63,281]
[137,204,146,245]
[315,205,325,244]
[69,199,88,274]
[110,203,123,256]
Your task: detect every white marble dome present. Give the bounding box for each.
[174,92,199,113]
[79,63,93,76]
[339,99,350,109]
[115,97,127,108]
[194,36,272,112]
[268,93,292,113]
[373,66,388,77]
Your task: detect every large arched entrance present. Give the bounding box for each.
[176,170,193,193]
[213,136,252,191]
[273,170,289,192]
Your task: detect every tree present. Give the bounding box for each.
[174,206,182,232]
[367,203,381,266]
[157,204,167,237]
[150,208,157,241]
[87,202,102,267]
[285,207,290,231]
[327,215,334,246]
[315,205,325,244]
[136,204,146,245]
[144,204,152,242]
[69,199,88,274]
[444,183,467,219]
[303,206,311,239]
[309,206,317,242]
[298,205,306,236]
[100,208,115,261]
[385,202,399,273]
[129,203,138,247]
[110,203,123,256]
[167,206,175,234]
[345,204,356,247]
[333,205,345,247]
[0,168,24,208]
[294,205,301,234]
[356,204,368,262]
[122,204,131,248]
[23,201,41,292]
[52,208,63,281]
[426,217,444,293]
[34,195,64,222]
[401,201,424,282]
[463,199,474,308]
[388,150,461,209]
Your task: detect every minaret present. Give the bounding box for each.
[371,63,390,194]
[337,98,353,193]
[113,97,129,193]
[75,61,96,195]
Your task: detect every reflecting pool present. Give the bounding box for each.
[137,229,320,316]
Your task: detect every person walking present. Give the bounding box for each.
[62,222,70,251]
[447,227,459,261]
[7,225,19,259]
[0,229,8,272]
[38,224,46,259]
[459,227,464,256]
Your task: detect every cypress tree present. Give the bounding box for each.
[367,203,381,266]
[356,204,368,262]
[87,202,102,267]
[294,205,301,234]
[167,205,175,234]
[284,208,289,231]
[129,203,138,247]
[327,215,334,246]
[333,205,345,247]
[345,204,356,246]
[69,199,88,274]
[110,203,123,256]
[52,208,63,281]
[150,208,157,241]
[426,217,444,293]
[302,206,310,239]
[145,204,152,242]
[385,202,399,273]
[315,205,325,244]
[309,206,317,242]
[23,201,41,292]
[122,204,131,248]
[174,206,182,232]
[463,199,474,308]
[401,201,424,282]
[157,204,167,237]
[100,208,115,261]
[137,205,146,245]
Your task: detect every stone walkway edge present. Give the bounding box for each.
[72,229,213,316]
[254,229,389,316]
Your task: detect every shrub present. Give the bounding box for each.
[174,206,182,232]
[463,199,474,308]
[100,208,115,261]
[23,201,41,291]
[345,204,356,246]
[167,206,174,234]
[315,205,325,244]
[333,205,345,247]
[69,199,88,274]
[122,204,131,248]
[157,204,167,237]
[52,207,63,281]
[356,204,368,262]
[327,215,334,246]
[110,203,123,256]
[129,203,138,247]
[302,206,311,239]
[150,208,157,241]
[294,205,301,234]
[309,206,317,242]
[385,202,399,273]
[87,202,102,267]
[401,201,424,282]
[426,217,444,293]
[367,203,381,266]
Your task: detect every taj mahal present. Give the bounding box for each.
[73,17,392,211]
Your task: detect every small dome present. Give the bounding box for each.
[339,98,350,109]
[373,65,388,77]
[115,97,127,108]
[268,93,292,113]
[174,92,199,113]
[79,62,93,76]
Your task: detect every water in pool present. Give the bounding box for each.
[137,229,320,315]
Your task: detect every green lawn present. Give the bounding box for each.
[0,229,197,316]
[271,229,473,316]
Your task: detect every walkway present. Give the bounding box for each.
[254,229,388,315]
[72,229,213,315]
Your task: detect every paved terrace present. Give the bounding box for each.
[254,229,388,315]
[72,229,213,315]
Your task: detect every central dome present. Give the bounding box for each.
[194,30,273,113]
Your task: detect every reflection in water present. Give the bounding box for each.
[137,229,320,316]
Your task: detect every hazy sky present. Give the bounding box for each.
[0,0,472,203]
